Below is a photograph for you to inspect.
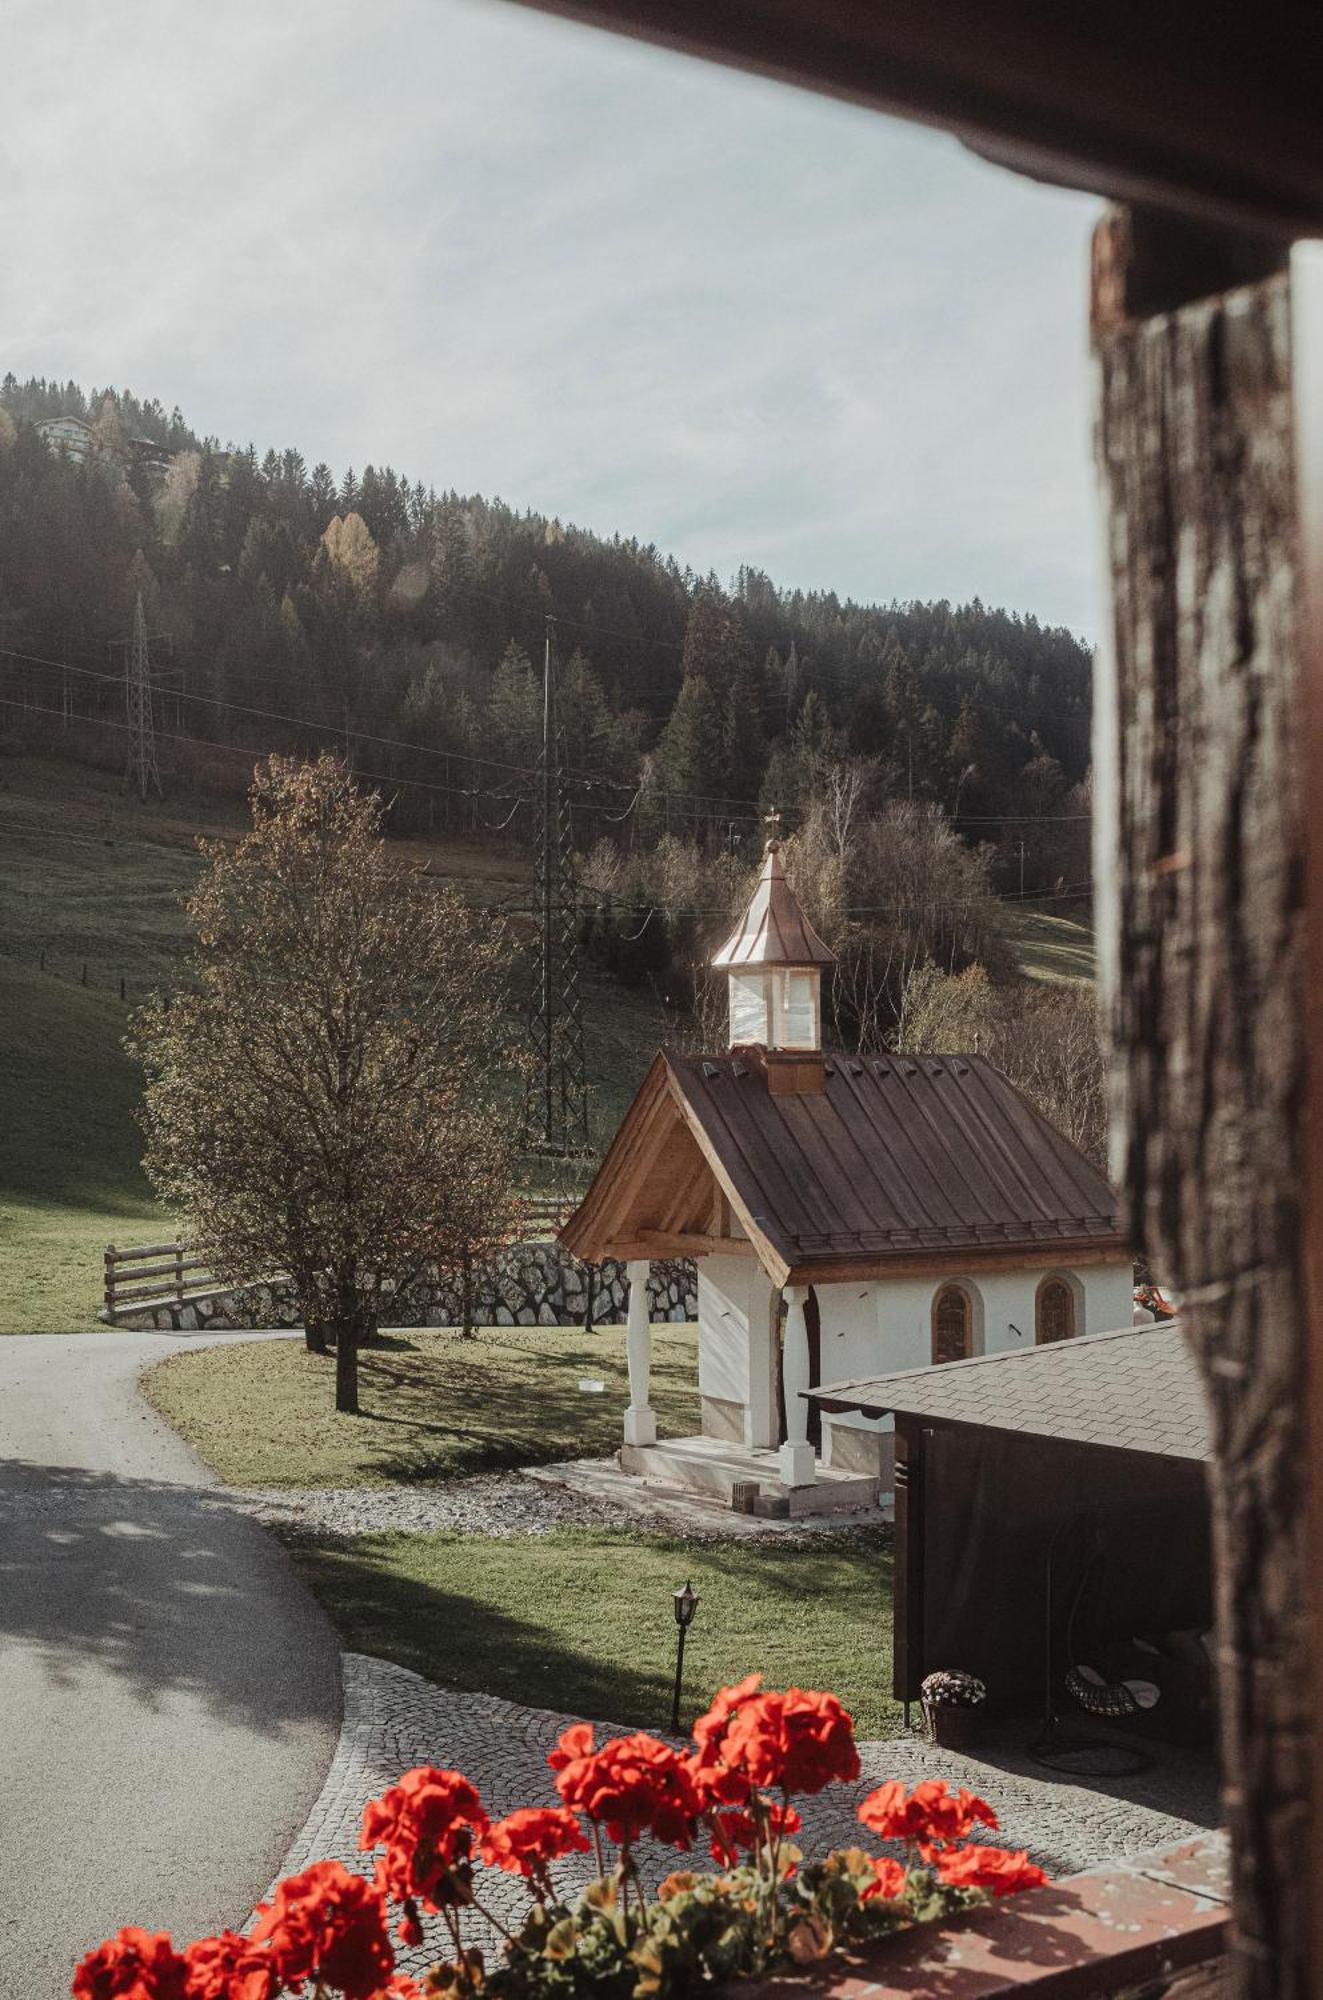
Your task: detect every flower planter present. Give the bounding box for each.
[924,1700,982,1750]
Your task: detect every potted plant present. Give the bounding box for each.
[921,1669,987,1749]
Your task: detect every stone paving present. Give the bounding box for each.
[267,1653,1222,1978]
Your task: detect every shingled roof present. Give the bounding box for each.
[560,1047,1126,1283]
[811,1323,1211,1462]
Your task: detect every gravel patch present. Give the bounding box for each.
[226,1462,885,1544]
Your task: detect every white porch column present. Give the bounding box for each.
[623,1259,656,1446]
[778,1284,816,1487]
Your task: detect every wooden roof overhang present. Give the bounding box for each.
[560,1049,1129,1287]
[503,0,1323,240]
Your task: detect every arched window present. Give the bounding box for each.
[1036,1276,1076,1344]
[932,1284,972,1365]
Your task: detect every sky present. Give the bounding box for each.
[4,0,1103,636]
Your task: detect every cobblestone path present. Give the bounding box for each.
[270,1653,1222,1976]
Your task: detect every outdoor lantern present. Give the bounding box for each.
[670,1579,700,1734]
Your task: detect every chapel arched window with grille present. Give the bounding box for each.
[1036,1276,1076,1344]
[932,1284,972,1365]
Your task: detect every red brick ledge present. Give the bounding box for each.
[731,1833,1228,1999]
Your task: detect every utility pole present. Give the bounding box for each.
[523,617,589,1155]
[124,592,161,802]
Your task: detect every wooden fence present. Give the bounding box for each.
[102,1195,582,1321]
[102,1241,235,1319]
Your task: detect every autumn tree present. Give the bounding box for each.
[894,961,1107,1165]
[129,754,524,1413]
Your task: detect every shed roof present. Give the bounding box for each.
[561,1047,1126,1281]
[711,844,836,969]
[812,1322,1211,1462]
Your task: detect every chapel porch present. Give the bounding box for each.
[619,1433,883,1519]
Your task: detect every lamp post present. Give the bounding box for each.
[671,1580,700,1735]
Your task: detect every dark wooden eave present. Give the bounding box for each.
[499,0,1323,238]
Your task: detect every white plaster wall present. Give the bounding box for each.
[698,1256,752,1408]
[815,1259,1136,1444]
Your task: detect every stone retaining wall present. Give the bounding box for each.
[107,1245,697,1334]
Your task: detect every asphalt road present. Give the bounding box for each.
[0,1332,341,2000]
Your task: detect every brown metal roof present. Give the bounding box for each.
[661,1048,1124,1278]
[711,844,836,970]
[811,1323,1210,1462]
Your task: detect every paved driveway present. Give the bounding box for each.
[0,1333,340,2000]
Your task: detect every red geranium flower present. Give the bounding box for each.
[936,1845,1049,1899]
[479,1807,592,1879]
[708,1800,802,1865]
[857,1779,997,1854]
[360,1767,488,1914]
[181,1932,278,2000]
[691,1675,763,1761]
[251,1859,395,2000]
[719,1689,860,1797]
[546,1723,594,1773]
[860,1855,908,1904]
[552,1730,701,1848]
[72,1929,190,2000]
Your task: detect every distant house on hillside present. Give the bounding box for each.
[561,834,1134,1516]
[35,414,95,463]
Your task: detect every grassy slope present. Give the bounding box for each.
[1007,905,1095,984]
[143,1326,700,1486]
[0,750,1094,1332]
[295,1527,900,1737]
[0,751,675,1329]
[0,961,163,1331]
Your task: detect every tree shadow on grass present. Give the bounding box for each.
[0,1457,339,1734]
[292,1537,677,1732]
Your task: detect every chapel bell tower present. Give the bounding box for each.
[711,817,836,1087]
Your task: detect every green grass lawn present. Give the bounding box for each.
[143,1325,700,1486]
[1007,905,1096,984]
[293,1526,901,1738]
[0,959,166,1331]
[0,751,674,1326]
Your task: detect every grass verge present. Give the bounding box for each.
[0,960,166,1331]
[143,1325,700,1486]
[292,1526,901,1737]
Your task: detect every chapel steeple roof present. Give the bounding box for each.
[711,822,836,971]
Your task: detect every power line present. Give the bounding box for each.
[1,643,1096,828]
[574,878,1095,922]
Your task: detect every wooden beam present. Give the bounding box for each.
[1293,240,1323,1998]
[662,1069,793,1284]
[609,1230,757,1260]
[892,1418,925,1705]
[782,1241,1130,1289]
[1093,207,1303,1997]
[500,0,1323,237]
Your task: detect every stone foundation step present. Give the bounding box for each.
[619,1435,880,1518]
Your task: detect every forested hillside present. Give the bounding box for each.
[0,375,1091,890]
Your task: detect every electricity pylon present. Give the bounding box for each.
[124,593,162,802]
[523,617,589,1154]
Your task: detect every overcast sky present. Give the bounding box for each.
[5,0,1103,636]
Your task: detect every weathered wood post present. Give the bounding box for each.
[103,1245,116,1320]
[1091,206,1303,1996]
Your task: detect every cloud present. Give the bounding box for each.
[3,0,1103,633]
